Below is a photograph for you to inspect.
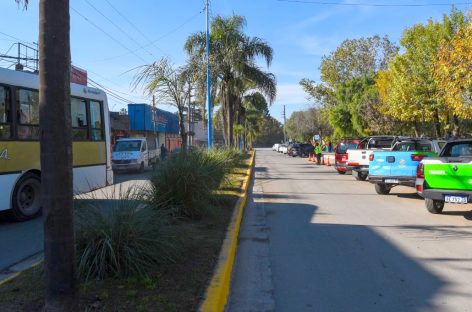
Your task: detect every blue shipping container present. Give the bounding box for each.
[128,103,179,134]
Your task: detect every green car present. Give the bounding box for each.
[418,139,472,214]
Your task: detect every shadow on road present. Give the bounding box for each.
[264,201,448,312]
[442,210,472,221]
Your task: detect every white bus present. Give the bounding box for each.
[0,67,113,221]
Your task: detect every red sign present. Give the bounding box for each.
[71,65,87,85]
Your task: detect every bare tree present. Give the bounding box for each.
[133,58,190,152]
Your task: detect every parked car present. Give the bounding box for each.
[277,144,285,153]
[418,139,472,214]
[346,136,396,181]
[299,143,314,157]
[280,144,288,154]
[288,143,302,157]
[368,138,445,194]
[334,139,362,174]
[273,143,280,151]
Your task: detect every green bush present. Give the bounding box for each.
[75,186,180,280]
[149,148,243,219]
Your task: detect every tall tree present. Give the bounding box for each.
[17,0,79,310]
[301,35,398,137]
[285,108,333,141]
[133,58,190,151]
[185,15,276,147]
[377,8,468,136]
[435,22,472,127]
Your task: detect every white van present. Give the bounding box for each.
[112,137,159,172]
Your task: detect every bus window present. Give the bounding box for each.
[71,97,88,140]
[0,86,11,139]
[90,100,103,141]
[17,89,40,140]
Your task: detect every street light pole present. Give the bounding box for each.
[206,0,212,149]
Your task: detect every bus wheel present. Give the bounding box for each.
[10,173,42,221]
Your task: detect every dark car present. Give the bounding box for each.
[334,139,362,174]
[288,143,301,157]
[299,143,314,157]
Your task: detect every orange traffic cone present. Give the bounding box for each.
[322,156,325,165]
[327,157,331,166]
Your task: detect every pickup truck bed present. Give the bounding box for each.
[418,140,472,214]
[369,139,444,194]
[345,136,396,181]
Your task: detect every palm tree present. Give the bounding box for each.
[16,0,78,311]
[185,15,276,147]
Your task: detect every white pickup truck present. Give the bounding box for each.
[112,137,159,173]
[345,136,396,181]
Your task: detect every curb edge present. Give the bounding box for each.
[199,150,255,312]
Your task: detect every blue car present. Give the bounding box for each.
[368,139,445,194]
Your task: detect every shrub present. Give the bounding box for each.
[149,148,243,219]
[75,185,180,280]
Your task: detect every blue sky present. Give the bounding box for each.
[0,0,470,122]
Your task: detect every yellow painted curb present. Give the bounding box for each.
[0,259,42,287]
[0,272,21,287]
[199,150,255,312]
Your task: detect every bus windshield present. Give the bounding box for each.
[114,140,142,152]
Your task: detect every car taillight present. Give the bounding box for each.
[411,154,425,161]
[416,184,423,193]
[369,154,374,161]
[417,163,424,178]
[346,153,348,160]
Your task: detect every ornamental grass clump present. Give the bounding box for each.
[207,148,244,171]
[75,185,180,281]
[149,148,243,219]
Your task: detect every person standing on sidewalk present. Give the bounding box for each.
[315,142,322,165]
[160,143,167,161]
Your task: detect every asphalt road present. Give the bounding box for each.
[228,148,472,312]
[0,169,151,273]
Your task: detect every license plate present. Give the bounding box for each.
[445,195,468,204]
[385,179,399,184]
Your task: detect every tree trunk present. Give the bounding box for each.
[452,114,460,134]
[433,109,441,138]
[39,0,77,311]
[178,108,187,153]
[227,90,234,147]
[413,121,419,137]
[219,84,228,145]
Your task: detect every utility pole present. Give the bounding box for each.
[153,95,158,148]
[206,0,212,149]
[282,105,287,143]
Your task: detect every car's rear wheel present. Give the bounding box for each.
[337,170,346,175]
[425,198,444,214]
[10,173,42,221]
[375,183,391,195]
[354,172,368,181]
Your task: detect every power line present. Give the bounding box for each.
[70,6,147,63]
[103,0,167,55]
[276,0,472,6]
[93,8,205,63]
[0,31,35,46]
[83,0,156,58]
[88,77,133,104]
